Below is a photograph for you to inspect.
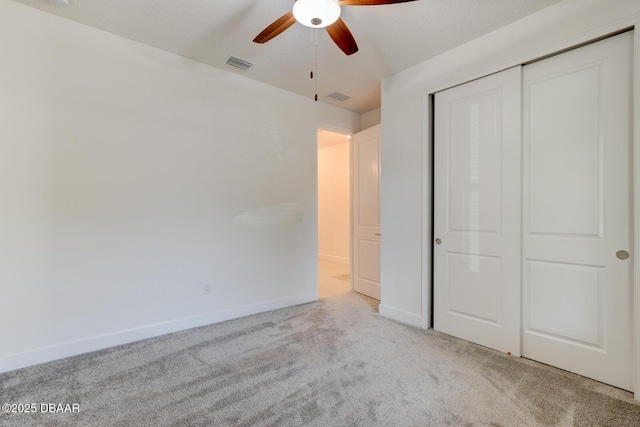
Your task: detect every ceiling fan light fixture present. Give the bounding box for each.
[293,0,341,29]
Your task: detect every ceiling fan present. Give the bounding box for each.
[253,0,418,56]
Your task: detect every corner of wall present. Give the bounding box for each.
[360,108,381,130]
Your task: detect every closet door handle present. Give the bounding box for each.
[435,238,442,245]
[616,250,629,260]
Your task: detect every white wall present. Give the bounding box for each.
[318,133,350,263]
[0,1,360,372]
[379,0,640,327]
[360,108,381,130]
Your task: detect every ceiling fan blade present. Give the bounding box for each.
[326,18,359,56]
[253,11,296,44]
[339,0,417,5]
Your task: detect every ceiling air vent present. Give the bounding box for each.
[327,92,351,102]
[226,57,253,71]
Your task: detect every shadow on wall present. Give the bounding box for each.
[234,203,300,227]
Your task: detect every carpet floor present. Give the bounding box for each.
[1,292,639,426]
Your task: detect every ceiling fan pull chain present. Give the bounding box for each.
[310,29,314,79]
[314,29,318,101]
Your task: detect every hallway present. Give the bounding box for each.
[318,258,350,299]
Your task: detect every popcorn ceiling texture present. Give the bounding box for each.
[1,292,639,426]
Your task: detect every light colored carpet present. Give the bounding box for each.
[1,292,639,426]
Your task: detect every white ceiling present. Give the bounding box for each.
[15,0,562,113]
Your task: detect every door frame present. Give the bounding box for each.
[421,22,640,398]
[316,124,355,297]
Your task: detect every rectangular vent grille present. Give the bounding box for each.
[226,57,253,71]
[328,92,351,102]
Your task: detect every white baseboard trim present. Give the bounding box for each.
[0,292,317,374]
[379,304,424,328]
[318,254,349,264]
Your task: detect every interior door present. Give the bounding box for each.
[522,32,633,391]
[353,124,381,300]
[433,67,522,356]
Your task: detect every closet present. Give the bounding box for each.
[433,31,633,391]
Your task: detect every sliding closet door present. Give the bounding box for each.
[434,67,522,356]
[522,32,633,391]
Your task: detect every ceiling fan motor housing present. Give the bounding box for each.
[254,0,418,56]
[293,0,341,28]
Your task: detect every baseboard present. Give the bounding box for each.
[0,292,317,374]
[318,254,349,264]
[379,304,424,328]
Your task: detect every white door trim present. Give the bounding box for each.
[632,23,640,402]
[421,21,640,398]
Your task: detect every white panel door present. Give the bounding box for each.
[353,124,381,300]
[522,32,633,391]
[434,67,522,356]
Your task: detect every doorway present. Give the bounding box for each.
[317,129,351,299]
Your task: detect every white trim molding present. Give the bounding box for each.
[0,292,316,374]
[379,304,423,328]
[632,15,640,401]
